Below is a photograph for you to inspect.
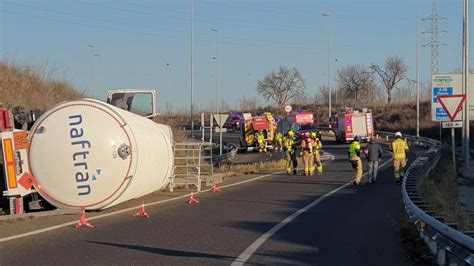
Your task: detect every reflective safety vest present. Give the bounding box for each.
[391,138,409,159]
[313,138,322,155]
[301,137,313,152]
[256,132,265,144]
[283,136,296,151]
[349,141,361,157]
[275,132,283,142]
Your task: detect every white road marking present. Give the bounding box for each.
[0,153,333,243]
[231,158,393,266]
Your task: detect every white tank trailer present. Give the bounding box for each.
[27,99,174,210]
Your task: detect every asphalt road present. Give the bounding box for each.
[0,140,415,265]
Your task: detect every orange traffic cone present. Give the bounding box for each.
[132,201,150,218]
[187,192,200,204]
[75,209,94,229]
[210,183,220,193]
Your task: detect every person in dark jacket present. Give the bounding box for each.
[364,137,383,184]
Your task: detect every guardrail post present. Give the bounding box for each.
[436,246,446,265]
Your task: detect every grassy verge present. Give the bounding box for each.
[396,205,436,265]
[215,159,288,174]
[418,149,472,230]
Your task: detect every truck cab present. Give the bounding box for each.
[106,89,157,118]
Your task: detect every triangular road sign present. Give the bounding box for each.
[213,114,229,127]
[437,94,466,122]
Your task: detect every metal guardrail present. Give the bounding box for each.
[211,140,237,164]
[376,131,474,265]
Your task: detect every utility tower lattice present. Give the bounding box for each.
[422,2,446,75]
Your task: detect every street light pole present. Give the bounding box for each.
[463,0,470,169]
[190,0,195,138]
[212,28,219,115]
[323,12,332,120]
[416,0,420,139]
[166,63,171,114]
[95,54,101,100]
[88,44,95,98]
[211,28,223,155]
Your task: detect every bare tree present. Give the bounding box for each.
[315,84,336,105]
[257,66,306,109]
[335,64,372,108]
[239,96,260,111]
[370,56,408,103]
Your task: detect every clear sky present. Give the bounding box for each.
[0,0,470,111]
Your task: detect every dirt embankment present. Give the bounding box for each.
[0,62,83,110]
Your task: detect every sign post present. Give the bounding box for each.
[437,94,466,171]
[213,114,229,155]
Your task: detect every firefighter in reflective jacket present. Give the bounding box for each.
[274,131,283,152]
[301,132,314,176]
[256,130,267,153]
[283,130,298,175]
[389,132,409,184]
[348,135,362,186]
[311,131,323,175]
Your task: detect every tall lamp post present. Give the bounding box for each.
[88,44,95,98]
[95,53,101,99]
[211,28,223,155]
[323,12,332,121]
[166,63,171,114]
[416,0,420,139]
[463,0,470,169]
[211,28,219,115]
[190,0,195,138]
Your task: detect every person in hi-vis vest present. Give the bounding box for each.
[348,135,362,186]
[389,132,409,184]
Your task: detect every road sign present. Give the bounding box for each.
[432,74,461,121]
[215,127,227,133]
[437,94,466,121]
[431,74,474,121]
[284,105,292,113]
[213,114,229,127]
[442,121,463,128]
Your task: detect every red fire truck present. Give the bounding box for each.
[239,112,277,151]
[331,108,374,143]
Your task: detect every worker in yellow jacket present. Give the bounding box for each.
[283,130,298,175]
[348,135,362,186]
[311,131,323,175]
[389,131,409,184]
[300,132,314,176]
[256,130,267,153]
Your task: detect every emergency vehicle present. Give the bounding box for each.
[331,108,374,143]
[277,111,315,136]
[239,112,277,151]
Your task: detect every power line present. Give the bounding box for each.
[422,2,446,75]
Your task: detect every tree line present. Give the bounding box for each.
[254,55,432,112]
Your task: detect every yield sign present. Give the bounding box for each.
[437,94,466,122]
[213,114,229,127]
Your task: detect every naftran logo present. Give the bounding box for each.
[69,114,94,196]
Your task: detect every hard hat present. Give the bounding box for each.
[311,131,317,138]
[395,132,402,138]
[288,130,295,137]
[354,134,361,141]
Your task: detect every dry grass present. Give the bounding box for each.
[0,62,83,110]
[419,150,472,230]
[216,159,288,174]
[152,114,188,143]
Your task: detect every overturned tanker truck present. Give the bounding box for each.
[1,93,174,212]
